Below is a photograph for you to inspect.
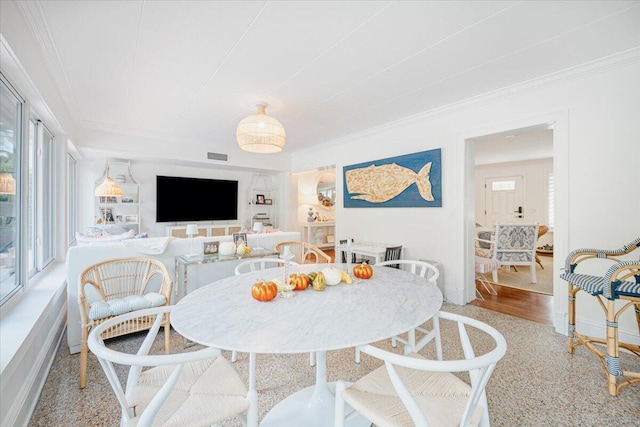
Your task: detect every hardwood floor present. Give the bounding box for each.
[325,249,553,325]
[471,282,553,325]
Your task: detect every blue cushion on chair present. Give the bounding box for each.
[560,273,604,296]
[560,272,639,298]
[615,280,640,298]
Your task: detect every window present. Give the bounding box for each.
[0,76,22,301]
[68,154,78,245]
[491,180,516,191]
[547,172,555,229]
[1,72,56,304]
[37,122,54,268]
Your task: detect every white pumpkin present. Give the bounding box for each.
[322,267,342,286]
[219,241,236,256]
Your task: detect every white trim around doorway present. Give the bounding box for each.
[456,110,569,335]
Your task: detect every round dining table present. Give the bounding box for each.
[171,262,443,427]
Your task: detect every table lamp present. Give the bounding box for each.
[185,224,199,258]
[253,222,264,250]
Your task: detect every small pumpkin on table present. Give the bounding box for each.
[251,280,278,302]
[353,262,373,280]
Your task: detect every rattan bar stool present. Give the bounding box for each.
[560,237,640,396]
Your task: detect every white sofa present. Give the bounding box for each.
[66,231,300,353]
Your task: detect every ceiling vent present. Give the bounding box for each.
[207,152,228,161]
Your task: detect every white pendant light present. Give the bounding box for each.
[236,103,286,153]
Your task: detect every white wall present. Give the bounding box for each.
[475,158,553,227]
[291,52,640,339]
[78,158,290,237]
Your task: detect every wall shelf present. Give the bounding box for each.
[302,221,335,250]
[94,160,141,233]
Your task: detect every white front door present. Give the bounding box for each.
[485,176,524,225]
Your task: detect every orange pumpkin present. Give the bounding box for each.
[289,274,311,291]
[353,263,373,279]
[251,280,278,302]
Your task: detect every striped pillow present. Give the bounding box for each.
[88,292,167,320]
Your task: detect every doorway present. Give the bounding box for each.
[469,125,555,323]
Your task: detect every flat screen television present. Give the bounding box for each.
[156,176,238,222]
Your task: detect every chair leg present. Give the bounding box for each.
[605,299,620,396]
[530,265,537,284]
[404,328,416,355]
[536,254,544,269]
[310,352,315,367]
[355,347,361,364]
[491,270,498,283]
[231,351,238,363]
[79,327,89,389]
[567,284,579,353]
[164,325,171,354]
[334,380,346,427]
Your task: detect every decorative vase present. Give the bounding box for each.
[307,207,315,222]
[219,241,236,256]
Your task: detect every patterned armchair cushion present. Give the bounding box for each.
[492,224,538,265]
[495,225,537,250]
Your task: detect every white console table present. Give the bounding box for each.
[174,248,278,301]
[302,221,335,250]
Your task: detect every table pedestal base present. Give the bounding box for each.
[259,382,369,427]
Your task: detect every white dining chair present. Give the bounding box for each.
[354,260,440,363]
[232,257,300,364]
[88,306,254,427]
[234,257,299,275]
[335,311,507,427]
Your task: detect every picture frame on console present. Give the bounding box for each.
[256,194,265,204]
[203,241,219,256]
[265,199,273,205]
[232,232,247,246]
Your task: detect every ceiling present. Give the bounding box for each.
[16,1,640,159]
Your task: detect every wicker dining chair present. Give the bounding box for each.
[77,257,172,389]
[88,306,253,427]
[234,257,300,275]
[274,241,331,264]
[335,311,507,427]
[232,257,300,363]
[560,237,640,396]
[354,260,440,363]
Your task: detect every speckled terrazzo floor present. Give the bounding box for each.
[29,303,639,427]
